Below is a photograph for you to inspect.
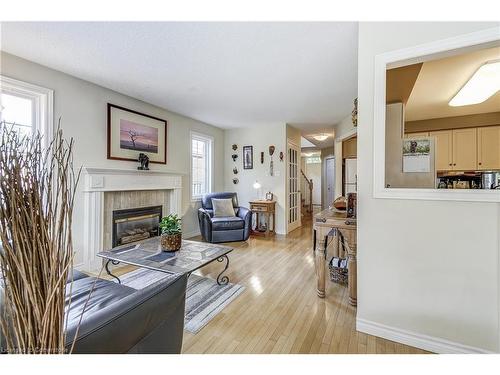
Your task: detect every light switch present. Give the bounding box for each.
[90,176,104,188]
[274,170,281,177]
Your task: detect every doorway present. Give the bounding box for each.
[287,139,301,232]
[324,156,335,207]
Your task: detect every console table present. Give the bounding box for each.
[249,200,276,237]
[313,209,357,306]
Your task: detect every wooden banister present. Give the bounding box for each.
[300,169,313,214]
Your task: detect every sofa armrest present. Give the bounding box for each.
[237,206,252,241]
[198,208,213,242]
[66,273,188,354]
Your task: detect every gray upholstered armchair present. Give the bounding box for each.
[198,192,251,243]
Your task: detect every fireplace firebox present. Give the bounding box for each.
[112,206,162,247]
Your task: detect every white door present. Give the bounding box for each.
[325,157,335,207]
[345,158,357,185]
[287,140,301,232]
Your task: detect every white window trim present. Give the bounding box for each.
[372,26,500,203]
[0,75,54,144]
[190,131,214,201]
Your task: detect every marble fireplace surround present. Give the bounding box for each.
[82,167,182,271]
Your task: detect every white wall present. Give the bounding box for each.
[357,22,500,353]
[0,52,225,268]
[224,124,287,234]
[305,162,322,205]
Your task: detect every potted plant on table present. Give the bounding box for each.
[159,214,182,252]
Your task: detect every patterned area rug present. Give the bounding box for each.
[117,268,245,334]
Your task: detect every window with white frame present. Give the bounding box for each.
[0,75,53,143]
[191,132,213,199]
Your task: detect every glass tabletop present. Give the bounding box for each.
[97,237,233,275]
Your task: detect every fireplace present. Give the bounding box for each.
[112,205,162,247]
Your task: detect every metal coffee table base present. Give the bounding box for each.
[104,254,230,286]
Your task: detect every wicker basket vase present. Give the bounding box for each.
[161,232,182,252]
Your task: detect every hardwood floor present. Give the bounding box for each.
[178,214,429,354]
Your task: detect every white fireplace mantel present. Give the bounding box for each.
[81,166,183,271]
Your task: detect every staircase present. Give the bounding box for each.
[300,169,313,214]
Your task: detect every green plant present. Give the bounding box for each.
[159,214,182,235]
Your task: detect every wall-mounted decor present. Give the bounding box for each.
[279,151,284,162]
[137,153,150,170]
[107,103,167,164]
[260,152,264,164]
[232,178,239,184]
[402,139,431,173]
[269,145,275,176]
[232,144,238,151]
[233,167,238,174]
[243,145,253,169]
[231,154,238,162]
[352,97,358,127]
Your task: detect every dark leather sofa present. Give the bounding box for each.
[198,192,251,243]
[1,269,188,354]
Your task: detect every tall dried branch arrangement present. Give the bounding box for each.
[0,122,80,354]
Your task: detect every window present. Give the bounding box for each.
[0,75,53,143]
[0,92,34,138]
[191,132,213,199]
[305,156,321,164]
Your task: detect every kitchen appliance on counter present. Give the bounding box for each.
[481,172,500,189]
[436,171,500,189]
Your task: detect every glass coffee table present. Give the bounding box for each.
[97,238,233,285]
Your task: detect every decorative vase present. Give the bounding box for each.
[161,232,182,252]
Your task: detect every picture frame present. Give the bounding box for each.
[402,138,431,173]
[243,145,253,169]
[265,192,274,201]
[107,103,167,164]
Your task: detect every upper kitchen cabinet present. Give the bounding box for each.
[452,128,477,171]
[477,125,500,170]
[405,132,429,138]
[429,130,453,171]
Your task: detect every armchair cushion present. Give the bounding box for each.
[211,216,245,231]
[212,198,236,217]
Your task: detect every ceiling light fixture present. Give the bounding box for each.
[449,60,500,107]
[313,133,329,142]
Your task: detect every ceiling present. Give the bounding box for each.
[386,63,422,104]
[0,22,358,130]
[405,46,500,121]
[298,124,335,148]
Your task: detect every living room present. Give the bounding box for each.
[1,1,500,373]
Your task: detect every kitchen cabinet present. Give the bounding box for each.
[405,132,429,138]
[452,128,477,171]
[477,125,500,170]
[430,130,453,171]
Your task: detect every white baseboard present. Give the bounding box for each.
[183,229,201,239]
[356,318,495,354]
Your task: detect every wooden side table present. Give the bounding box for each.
[249,200,276,237]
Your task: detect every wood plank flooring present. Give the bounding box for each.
[107,213,428,354]
[177,215,428,354]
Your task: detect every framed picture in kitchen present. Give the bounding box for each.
[107,103,167,164]
[243,145,253,169]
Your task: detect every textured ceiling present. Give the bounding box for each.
[0,22,359,130]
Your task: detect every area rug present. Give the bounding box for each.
[117,268,245,334]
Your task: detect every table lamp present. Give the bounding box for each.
[253,180,262,200]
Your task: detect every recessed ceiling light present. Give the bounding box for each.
[313,134,329,141]
[449,60,500,107]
